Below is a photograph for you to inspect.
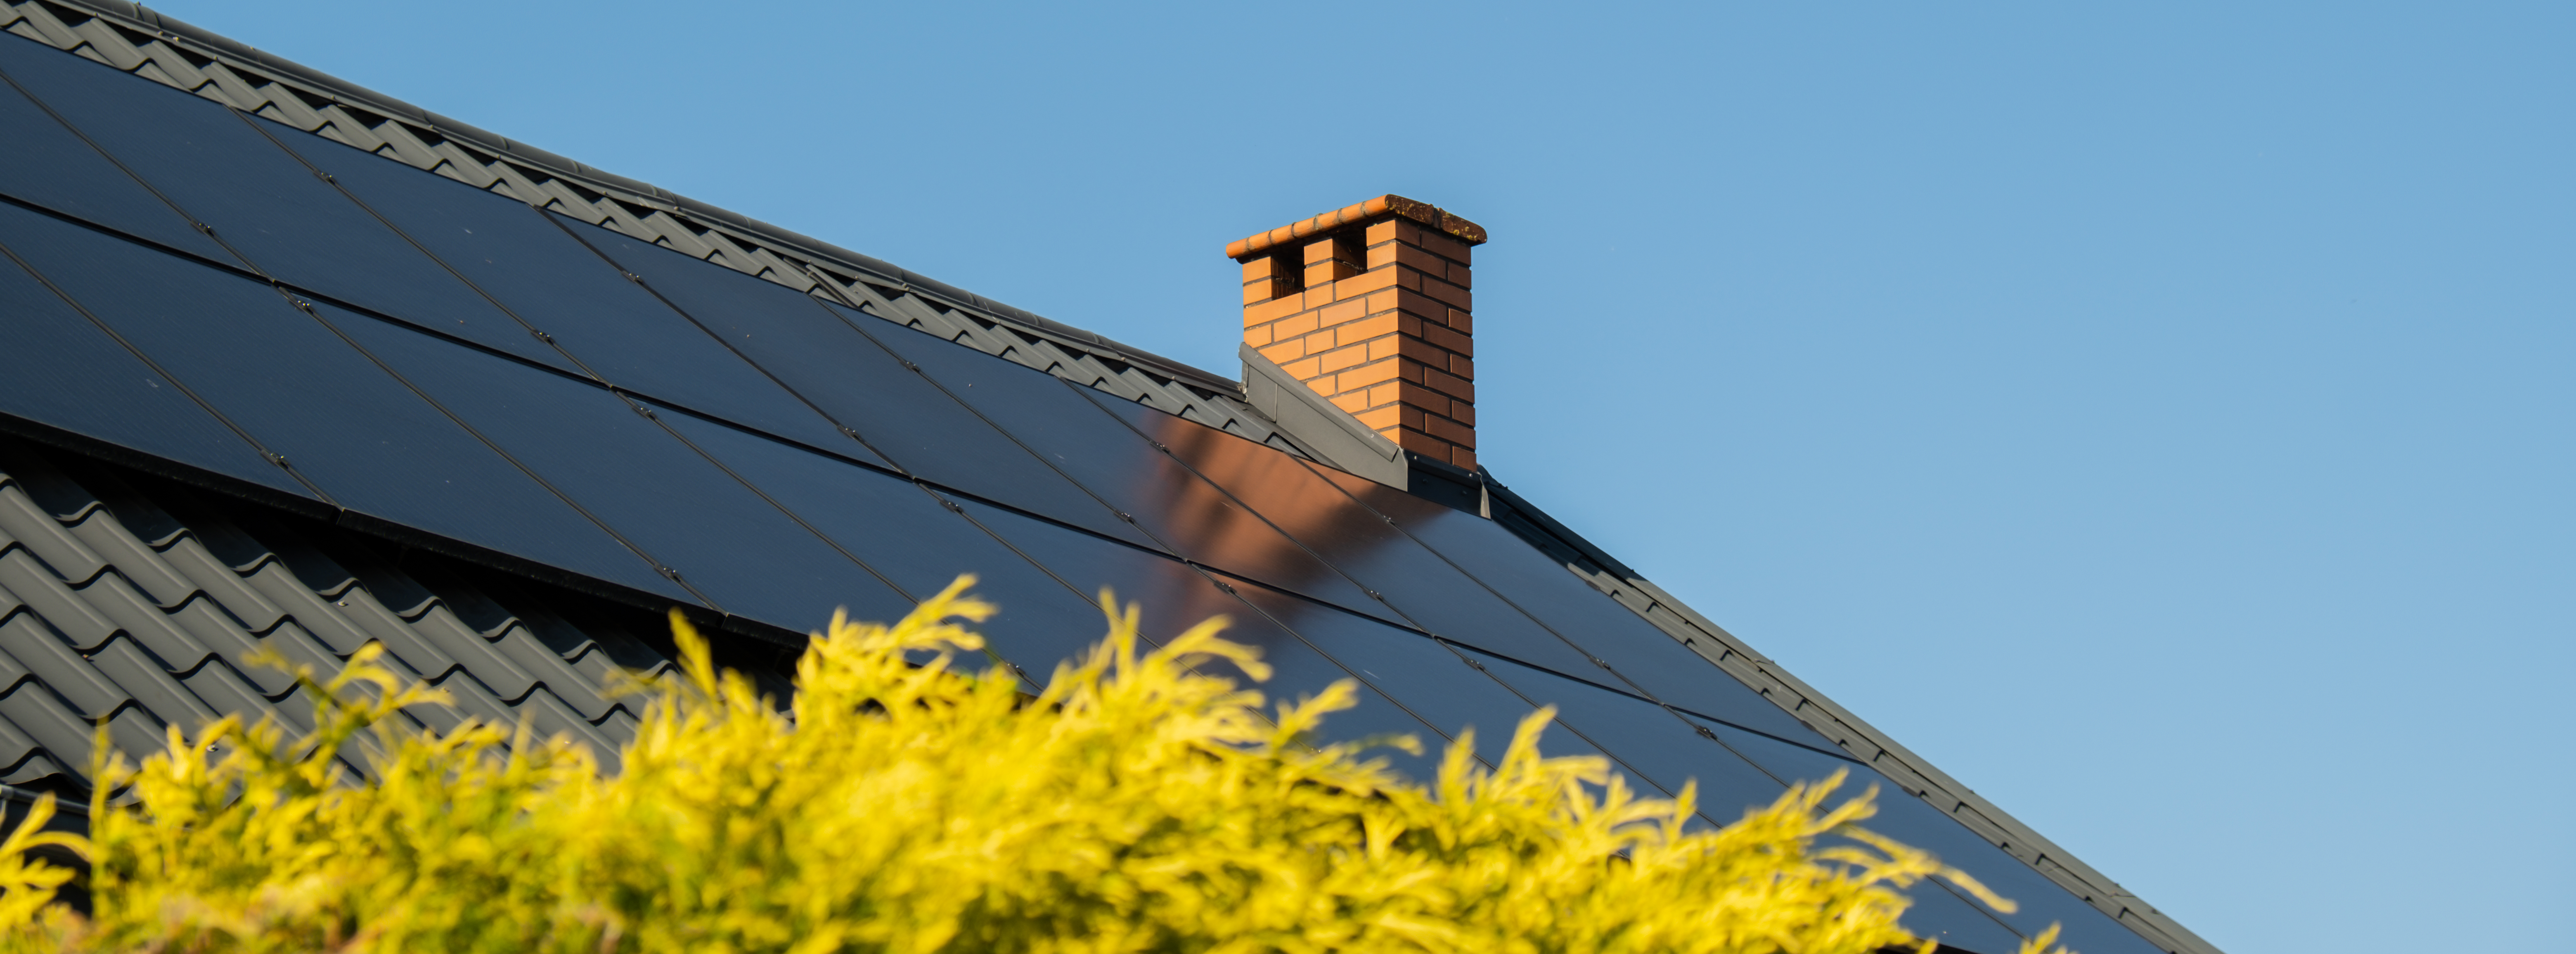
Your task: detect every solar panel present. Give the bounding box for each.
[1091,394,1612,680]
[0,215,302,498]
[0,57,237,263]
[1696,718,2162,954]
[566,220,1155,549]
[0,199,684,601]
[270,130,866,460]
[649,405,1108,670]
[875,326,1404,625]
[1305,459,1827,743]
[317,305,906,628]
[0,34,566,372]
[1456,646,1790,815]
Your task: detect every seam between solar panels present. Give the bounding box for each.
[221,107,623,390]
[624,397,918,610]
[1064,377,1670,706]
[536,210,916,475]
[0,203,334,508]
[0,55,263,275]
[267,297,724,614]
[806,298,1191,559]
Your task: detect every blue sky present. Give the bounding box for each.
[155,2,2569,951]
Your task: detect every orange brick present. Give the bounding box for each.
[1338,358,1402,390]
[1333,268,1400,301]
[1354,406,1401,430]
[1304,238,1339,266]
[1423,414,1475,447]
[1421,366,1473,402]
[1449,354,1474,379]
[1241,283,1271,306]
[1298,327,1334,352]
[1242,257,1281,282]
[1304,261,1359,287]
[1274,311,1321,340]
[1418,276,1471,311]
[1243,324,1274,347]
[1332,392,1373,415]
[1414,230,1471,265]
[1333,312,1396,344]
[1319,343,1370,373]
[1243,296,1306,325]
[1316,298,1366,328]
[1364,220,1401,247]
[1283,355,1323,379]
[1390,428,1451,456]
[1366,335,1400,362]
[1257,340,1304,365]
[1420,322,1471,355]
[1369,242,1450,275]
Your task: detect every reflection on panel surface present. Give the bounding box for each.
[875,327,1399,625]
[1312,460,1826,744]
[0,222,303,498]
[1092,395,1608,679]
[651,406,1104,669]
[0,200,684,600]
[0,52,237,263]
[270,131,865,460]
[0,35,565,371]
[317,308,906,628]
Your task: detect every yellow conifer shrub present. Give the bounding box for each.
[0,577,2070,954]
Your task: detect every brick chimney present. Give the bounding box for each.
[1232,195,1487,470]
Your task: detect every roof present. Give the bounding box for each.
[0,5,2216,953]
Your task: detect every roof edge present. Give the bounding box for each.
[47,0,1239,399]
[1475,472,2223,954]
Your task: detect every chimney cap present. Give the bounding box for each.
[1226,194,1486,260]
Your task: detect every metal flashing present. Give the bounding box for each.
[1238,342,1406,488]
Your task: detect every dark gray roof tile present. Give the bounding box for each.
[64,572,215,672]
[82,635,217,732]
[0,484,109,586]
[0,613,130,718]
[0,550,117,649]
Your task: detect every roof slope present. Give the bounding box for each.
[0,5,2214,953]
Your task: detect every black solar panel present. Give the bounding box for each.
[0,36,565,372]
[1091,393,1612,679]
[270,131,866,460]
[651,405,1106,672]
[0,71,237,264]
[0,220,301,497]
[876,326,1406,625]
[1305,458,1828,743]
[318,306,906,628]
[0,200,684,600]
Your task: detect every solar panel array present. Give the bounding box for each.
[0,29,2169,954]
